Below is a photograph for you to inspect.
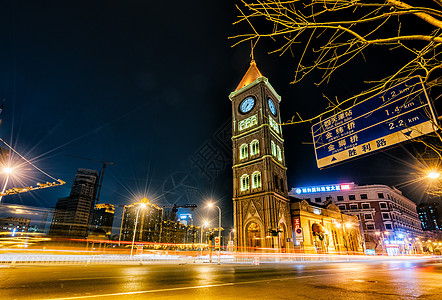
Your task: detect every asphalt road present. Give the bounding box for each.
[1,259,441,299]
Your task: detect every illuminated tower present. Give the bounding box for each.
[229,60,293,250]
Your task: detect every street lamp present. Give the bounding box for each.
[200,221,208,256]
[427,171,440,179]
[131,203,147,256]
[208,202,221,264]
[0,167,13,202]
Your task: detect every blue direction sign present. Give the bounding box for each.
[312,76,438,168]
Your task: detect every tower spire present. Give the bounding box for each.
[251,40,255,63]
[234,56,263,91]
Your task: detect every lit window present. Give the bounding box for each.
[271,141,276,157]
[239,115,258,131]
[251,171,262,189]
[250,140,259,156]
[269,115,280,133]
[277,145,282,161]
[240,144,248,160]
[240,174,250,191]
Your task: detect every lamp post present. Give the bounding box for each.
[131,203,146,256]
[0,167,13,203]
[200,221,208,256]
[208,202,221,264]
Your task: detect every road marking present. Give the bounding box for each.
[44,275,319,299]
[59,276,134,281]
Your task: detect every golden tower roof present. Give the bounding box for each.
[234,60,263,91]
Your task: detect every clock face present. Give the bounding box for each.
[268,98,277,116]
[239,96,255,114]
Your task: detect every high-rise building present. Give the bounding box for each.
[417,202,441,231]
[177,207,193,226]
[49,168,99,238]
[119,198,163,243]
[230,60,293,250]
[91,203,115,236]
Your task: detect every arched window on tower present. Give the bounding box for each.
[277,145,282,161]
[250,140,259,156]
[239,144,248,160]
[271,141,276,157]
[252,171,262,189]
[240,174,250,191]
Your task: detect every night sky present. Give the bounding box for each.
[0,1,437,233]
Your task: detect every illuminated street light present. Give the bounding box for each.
[131,202,147,256]
[0,166,13,202]
[208,202,221,264]
[427,171,440,179]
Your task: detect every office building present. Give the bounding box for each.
[417,202,441,231]
[49,168,99,238]
[119,198,163,243]
[91,203,115,236]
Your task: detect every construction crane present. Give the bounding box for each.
[0,138,66,200]
[0,180,66,197]
[64,154,115,205]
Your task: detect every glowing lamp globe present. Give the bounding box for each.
[428,172,440,179]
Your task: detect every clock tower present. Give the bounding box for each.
[229,60,293,251]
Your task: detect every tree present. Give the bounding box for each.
[232,0,442,194]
